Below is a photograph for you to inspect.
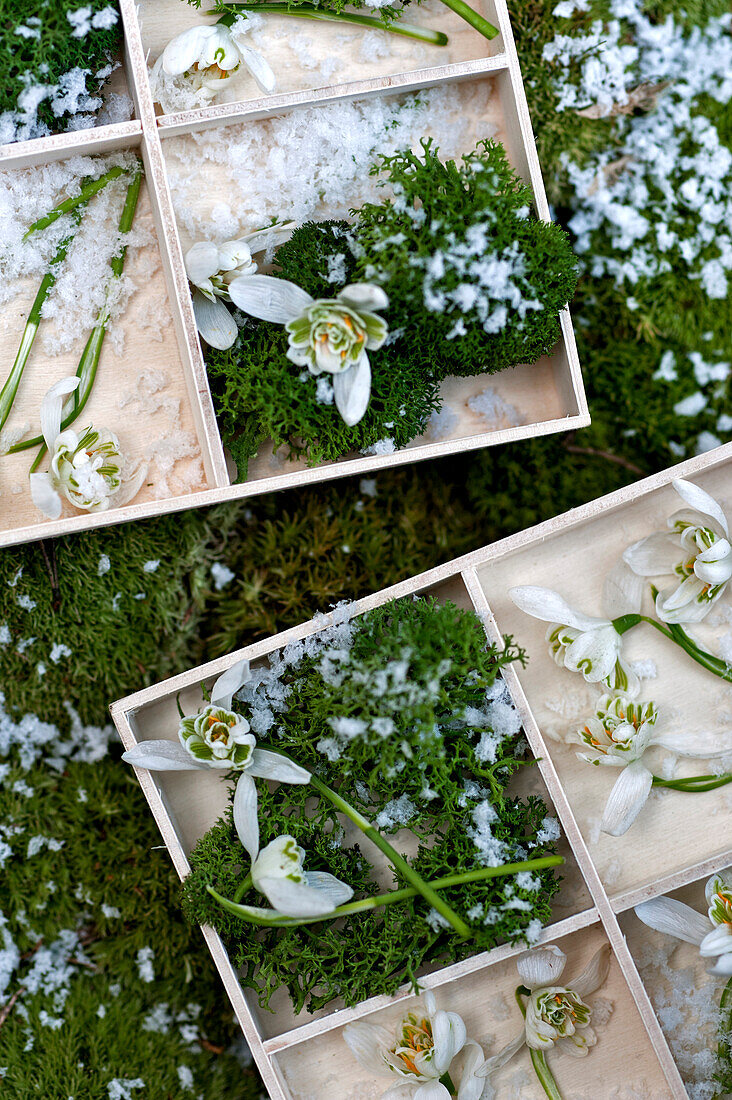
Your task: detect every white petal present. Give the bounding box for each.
[709,954,732,977]
[556,1029,596,1057]
[509,587,607,632]
[695,540,732,585]
[243,221,296,254]
[343,1022,394,1078]
[162,26,214,75]
[200,25,240,70]
[431,1009,467,1074]
[673,478,729,536]
[634,896,709,946]
[602,559,645,617]
[211,658,250,711]
[247,748,311,784]
[654,580,711,624]
[339,283,389,312]
[700,924,732,958]
[113,461,147,508]
[121,740,208,771]
[40,375,80,451]
[661,573,705,612]
[381,1086,419,1100]
[564,627,618,682]
[457,1040,486,1100]
[333,355,371,427]
[185,240,221,286]
[236,41,276,94]
[302,870,353,907]
[257,875,339,917]
[600,760,653,836]
[516,945,566,988]
[30,473,62,519]
[649,726,731,758]
[570,944,611,998]
[475,1032,525,1077]
[623,533,682,577]
[192,291,238,351]
[216,239,254,273]
[414,1084,451,1100]
[233,772,259,862]
[228,273,312,322]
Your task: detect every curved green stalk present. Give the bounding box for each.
[439,1071,456,1094]
[612,611,732,683]
[652,773,732,793]
[10,166,143,463]
[515,985,564,1100]
[209,854,564,926]
[23,166,129,240]
[432,0,498,39]
[216,5,449,44]
[0,210,84,437]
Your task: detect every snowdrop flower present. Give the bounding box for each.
[477,944,611,1081]
[624,479,732,623]
[344,991,485,1099]
[122,659,311,831]
[509,586,640,696]
[149,19,275,111]
[30,377,145,520]
[228,275,389,426]
[185,223,296,351]
[635,869,732,978]
[564,693,727,836]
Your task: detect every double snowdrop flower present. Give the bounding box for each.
[509,586,640,697]
[185,223,296,351]
[149,19,275,112]
[30,377,145,519]
[228,276,389,426]
[477,944,610,1081]
[344,991,485,1099]
[624,479,732,623]
[565,693,727,836]
[635,869,732,978]
[122,659,311,838]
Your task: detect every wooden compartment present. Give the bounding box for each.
[0,0,588,547]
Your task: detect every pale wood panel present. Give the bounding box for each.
[274,923,672,1100]
[474,464,732,900]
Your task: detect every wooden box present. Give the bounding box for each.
[110,442,732,1097]
[0,0,587,548]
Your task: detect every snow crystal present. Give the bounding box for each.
[211,563,235,591]
[97,555,111,576]
[26,835,64,858]
[535,816,561,845]
[469,800,509,867]
[177,1066,194,1091]
[425,406,459,441]
[359,478,377,497]
[15,594,36,611]
[49,643,72,664]
[135,947,155,983]
[469,387,525,430]
[107,1080,145,1100]
[11,780,34,798]
[525,917,544,945]
[375,795,416,830]
[101,904,121,919]
[630,658,657,680]
[315,376,334,406]
[674,393,707,417]
[360,437,396,456]
[143,560,160,573]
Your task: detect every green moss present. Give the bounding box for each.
[183,597,560,1013]
[0,0,122,141]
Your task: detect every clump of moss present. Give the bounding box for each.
[183,597,561,1013]
[206,142,577,478]
[0,0,123,143]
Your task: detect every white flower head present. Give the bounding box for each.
[122,658,312,855]
[477,944,611,1081]
[635,869,732,978]
[509,586,640,697]
[228,275,389,426]
[344,991,485,1100]
[624,479,732,623]
[30,377,145,519]
[185,223,296,351]
[239,833,353,919]
[565,692,728,837]
[149,18,275,112]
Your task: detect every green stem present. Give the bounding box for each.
[432,0,498,39]
[308,772,472,939]
[0,211,84,436]
[439,1071,456,1094]
[652,773,732,793]
[23,166,130,240]
[10,166,144,460]
[216,5,449,44]
[207,855,564,927]
[515,986,564,1100]
[611,612,732,683]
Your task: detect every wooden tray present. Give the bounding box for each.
[0,0,587,548]
[110,442,732,1098]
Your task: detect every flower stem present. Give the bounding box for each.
[10,165,144,463]
[207,855,564,926]
[216,5,449,44]
[433,0,498,39]
[515,986,564,1100]
[612,612,732,683]
[439,1071,456,1094]
[652,773,732,792]
[307,773,471,939]
[22,166,130,240]
[0,210,84,437]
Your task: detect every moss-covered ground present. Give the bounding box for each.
[1,1,730,1096]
